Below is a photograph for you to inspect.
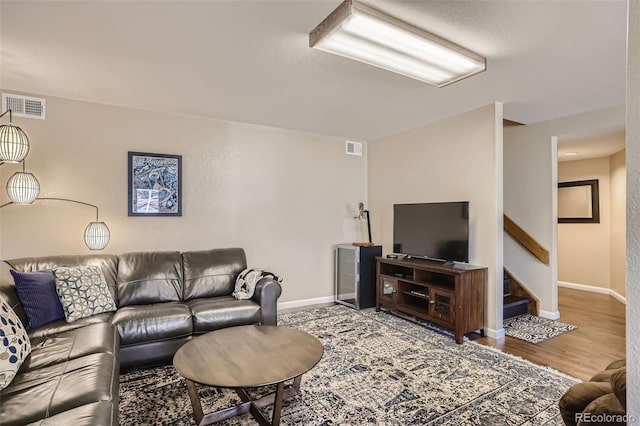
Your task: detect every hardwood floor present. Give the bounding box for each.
[475,287,626,381]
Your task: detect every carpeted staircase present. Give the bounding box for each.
[503,276,530,319]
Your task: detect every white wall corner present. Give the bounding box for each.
[485,327,505,340]
[538,310,561,320]
[278,296,336,311]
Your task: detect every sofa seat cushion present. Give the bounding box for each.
[25,401,116,426]
[0,352,118,426]
[22,323,118,371]
[111,302,192,345]
[188,296,261,333]
[28,313,113,340]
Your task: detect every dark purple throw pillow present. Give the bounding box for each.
[10,270,65,329]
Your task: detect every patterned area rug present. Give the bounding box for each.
[503,314,578,344]
[119,306,578,425]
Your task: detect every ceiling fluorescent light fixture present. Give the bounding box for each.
[309,0,486,87]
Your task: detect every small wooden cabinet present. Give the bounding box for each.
[376,257,487,344]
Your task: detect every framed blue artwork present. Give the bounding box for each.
[128,151,182,216]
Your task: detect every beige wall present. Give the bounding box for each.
[503,126,558,318]
[556,149,626,297]
[558,157,611,288]
[609,149,626,297]
[0,94,368,303]
[368,103,504,336]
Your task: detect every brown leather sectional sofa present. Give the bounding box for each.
[0,248,282,425]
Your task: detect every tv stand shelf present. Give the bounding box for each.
[376,257,487,344]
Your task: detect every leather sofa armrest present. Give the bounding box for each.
[578,394,626,426]
[251,277,282,326]
[605,359,626,370]
[590,366,625,382]
[610,368,626,410]
[559,382,613,426]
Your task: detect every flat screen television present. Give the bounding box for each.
[393,202,469,263]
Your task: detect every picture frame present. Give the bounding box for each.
[558,179,599,223]
[128,151,182,216]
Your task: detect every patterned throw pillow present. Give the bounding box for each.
[0,299,31,391]
[53,265,117,322]
[232,268,282,300]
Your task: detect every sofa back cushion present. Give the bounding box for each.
[182,248,246,300]
[5,255,119,303]
[0,282,28,328]
[117,251,183,306]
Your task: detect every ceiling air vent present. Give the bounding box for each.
[2,93,46,119]
[345,140,363,156]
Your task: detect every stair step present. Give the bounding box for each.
[503,278,511,296]
[503,295,530,319]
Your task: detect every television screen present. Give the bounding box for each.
[393,202,469,262]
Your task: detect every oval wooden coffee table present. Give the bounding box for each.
[173,325,323,426]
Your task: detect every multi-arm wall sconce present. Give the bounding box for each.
[0,109,111,250]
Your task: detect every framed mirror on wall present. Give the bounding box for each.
[558,179,600,223]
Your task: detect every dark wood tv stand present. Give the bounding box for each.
[376,257,487,344]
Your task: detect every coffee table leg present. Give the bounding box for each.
[292,375,302,393]
[271,382,286,426]
[186,379,204,425]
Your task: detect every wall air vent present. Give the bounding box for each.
[2,93,46,119]
[345,140,363,156]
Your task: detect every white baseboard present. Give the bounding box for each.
[610,290,627,305]
[539,310,560,320]
[485,327,505,340]
[558,281,609,294]
[278,296,336,310]
[558,281,627,305]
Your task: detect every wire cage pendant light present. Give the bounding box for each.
[84,221,110,250]
[6,170,40,204]
[0,111,30,163]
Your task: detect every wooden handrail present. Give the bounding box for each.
[504,214,550,265]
